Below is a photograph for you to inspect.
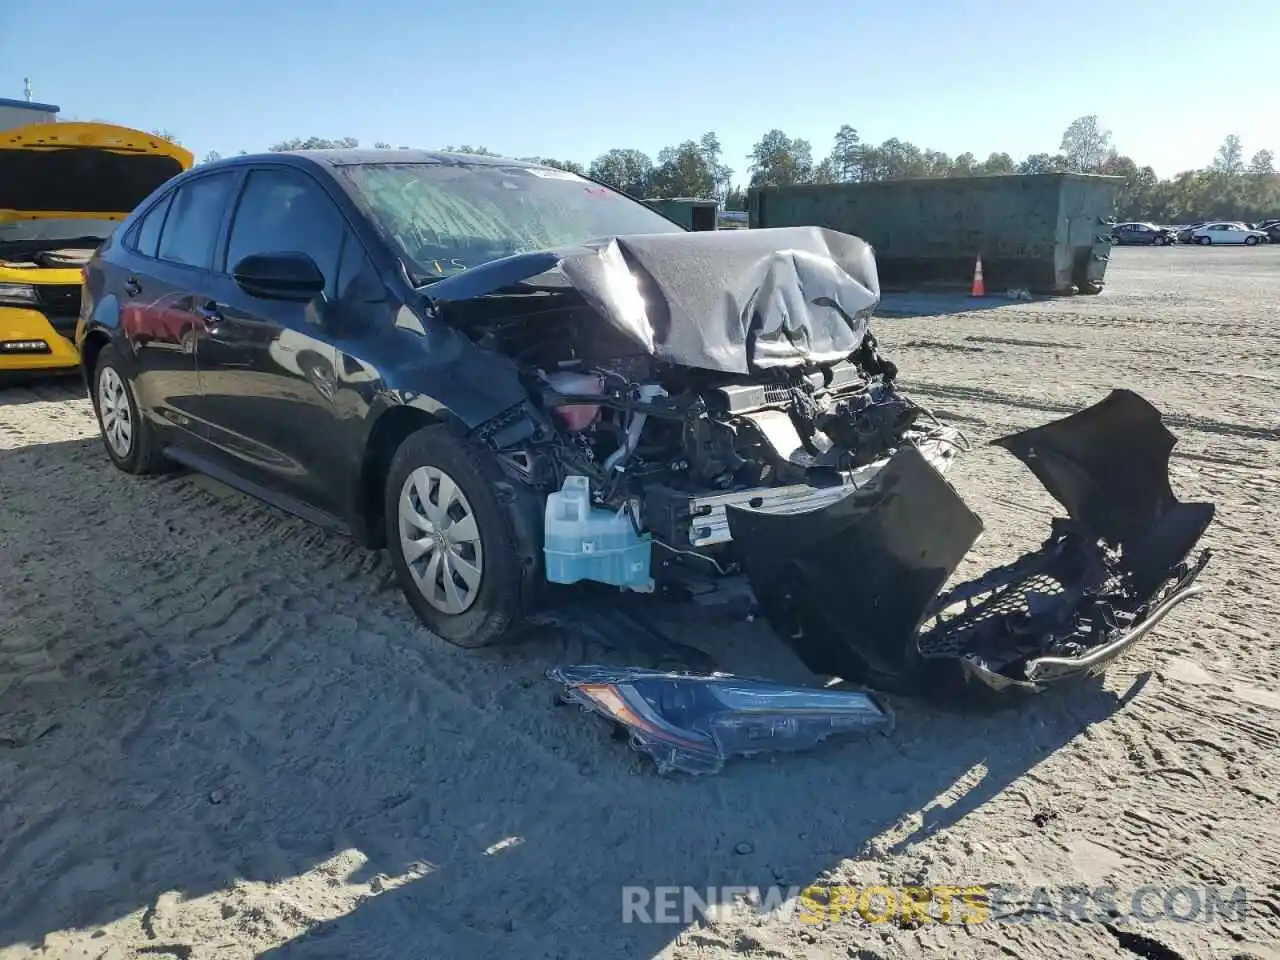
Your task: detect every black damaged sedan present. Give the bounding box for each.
[78,150,1212,699]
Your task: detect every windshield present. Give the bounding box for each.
[338,160,685,282]
[0,218,118,247]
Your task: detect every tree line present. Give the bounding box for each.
[190,115,1278,224]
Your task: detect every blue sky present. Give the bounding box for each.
[3,0,1275,183]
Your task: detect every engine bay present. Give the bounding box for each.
[454,284,955,561]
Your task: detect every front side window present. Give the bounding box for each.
[224,168,345,291]
[157,173,236,268]
[338,160,685,284]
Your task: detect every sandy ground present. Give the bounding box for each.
[1,245,1277,960]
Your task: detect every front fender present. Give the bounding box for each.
[364,307,533,434]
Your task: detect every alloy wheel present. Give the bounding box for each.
[98,366,134,458]
[398,465,484,615]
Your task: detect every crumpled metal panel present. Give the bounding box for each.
[548,665,891,775]
[425,226,880,375]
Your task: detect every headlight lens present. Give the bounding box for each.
[0,283,38,306]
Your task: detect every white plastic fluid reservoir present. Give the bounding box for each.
[546,371,604,432]
[544,475,653,591]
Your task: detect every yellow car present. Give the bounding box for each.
[0,122,192,374]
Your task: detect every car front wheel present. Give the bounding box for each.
[1197,236,1211,245]
[1245,236,1259,246]
[384,424,537,647]
[92,344,167,474]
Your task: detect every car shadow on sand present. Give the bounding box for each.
[0,438,1138,959]
[0,371,85,404]
[253,675,1141,960]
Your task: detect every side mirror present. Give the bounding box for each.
[232,251,325,302]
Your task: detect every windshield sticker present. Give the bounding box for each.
[426,258,469,275]
[525,167,586,182]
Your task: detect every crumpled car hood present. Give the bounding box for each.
[424,226,880,375]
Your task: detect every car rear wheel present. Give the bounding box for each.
[92,344,167,475]
[384,424,537,647]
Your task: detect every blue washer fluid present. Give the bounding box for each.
[543,476,653,591]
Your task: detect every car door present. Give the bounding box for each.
[192,165,351,514]
[117,170,239,438]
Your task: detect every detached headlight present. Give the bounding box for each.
[0,283,38,307]
[548,665,891,775]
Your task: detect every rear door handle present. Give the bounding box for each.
[196,301,223,323]
[123,277,142,297]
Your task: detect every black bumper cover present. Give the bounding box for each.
[726,390,1214,697]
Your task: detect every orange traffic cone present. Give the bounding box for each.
[970,255,986,297]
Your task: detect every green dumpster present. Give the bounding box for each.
[644,197,720,232]
[747,173,1121,295]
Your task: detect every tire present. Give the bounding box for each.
[384,424,537,647]
[1197,236,1211,245]
[1245,236,1259,246]
[91,344,168,474]
[1078,280,1103,296]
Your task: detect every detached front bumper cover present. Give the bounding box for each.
[727,389,1215,697]
[548,665,891,775]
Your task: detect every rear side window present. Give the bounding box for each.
[158,173,235,268]
[224,168,345,293]
[132,193,173,257]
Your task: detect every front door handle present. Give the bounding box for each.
[123,277,142,297]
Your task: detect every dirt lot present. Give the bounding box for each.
[1,245,1277,960]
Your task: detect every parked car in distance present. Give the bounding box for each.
[1110,222,1177,245]
[1189,222,1268,245]
[1176,222,1206,243]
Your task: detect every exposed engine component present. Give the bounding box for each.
[544,370,605,432]
[813,382,922,468]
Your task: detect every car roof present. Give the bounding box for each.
[223,149,543,169]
